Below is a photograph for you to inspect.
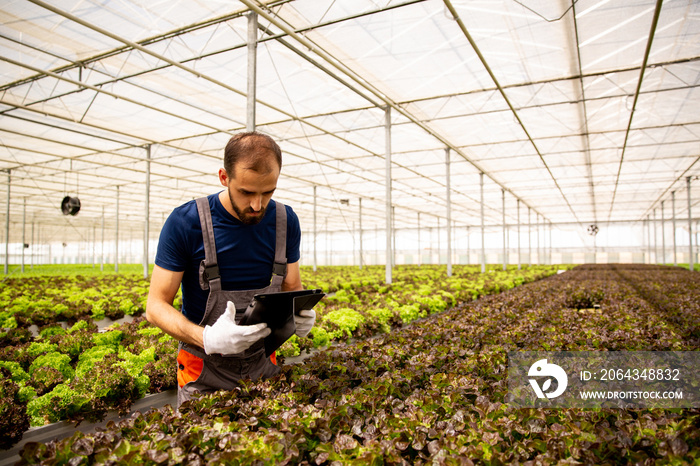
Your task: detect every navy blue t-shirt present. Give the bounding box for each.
[155,193,301,324]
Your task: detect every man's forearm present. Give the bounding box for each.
[282,261,303,291]
[146,300,204,348]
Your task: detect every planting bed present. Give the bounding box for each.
[0,265,560,450]
[7,264,699,464]
[281,264,561,358]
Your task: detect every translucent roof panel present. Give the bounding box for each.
[0,0,698,245]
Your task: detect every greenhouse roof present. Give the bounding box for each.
[0,0,699,244]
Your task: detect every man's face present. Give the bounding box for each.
[220,163,279,225]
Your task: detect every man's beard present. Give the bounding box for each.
[228,188,266,225]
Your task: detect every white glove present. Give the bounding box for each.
[202,301,271,355]
[294,309,316,338]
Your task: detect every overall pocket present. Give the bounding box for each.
[177,348,204,388]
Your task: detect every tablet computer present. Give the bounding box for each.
[240,289,325,356]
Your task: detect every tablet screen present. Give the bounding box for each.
[240,289,325,356]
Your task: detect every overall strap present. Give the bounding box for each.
[196,197,221,291]
[272,201,288,287]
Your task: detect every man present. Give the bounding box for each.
[146,132,315,405]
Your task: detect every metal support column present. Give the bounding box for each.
[313,185,317,272]
[417,212,421,266]
[325,218,329,266]
[642,219,647,264]
[359,198,363,270]
[429,225,434,264]
[535,214,542,265]
[392,206,396,268]
[101,206,105,272]
[115,186,119,273]
[517,199,521,270]
[661,201,666,265]
[21,198,26,273]
[466,225,470,265]
[144,145,151,279]
[688,177,694,271]
[502,189,506,271]
[246,12,258,132]
[672,191,677,266]
[385,106,392,284]
[593,219,598,259]
[653,209,658,264]
[528,207,531,266]
[446,148,452,277]
[646,215,651,264]
[480,172,485,273]
[31,220,34,269]
[4,170,10,275]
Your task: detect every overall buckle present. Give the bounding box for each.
[272,261,287,276]
[204,264,220,280]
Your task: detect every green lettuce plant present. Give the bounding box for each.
[26,383,88,426]
[15,264,700,464]
[323,308,365,339]
[1,265,564,446]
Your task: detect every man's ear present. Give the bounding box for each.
[218,168,229,187]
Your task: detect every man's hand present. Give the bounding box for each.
[295,309,316,338]
[202,301,271,355]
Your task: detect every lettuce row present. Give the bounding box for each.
[278,264,562,357]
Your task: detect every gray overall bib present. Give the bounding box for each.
[176,197,286,406]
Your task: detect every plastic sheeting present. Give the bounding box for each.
[0,0,698,247]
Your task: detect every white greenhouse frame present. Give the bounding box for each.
[0,0,698,279]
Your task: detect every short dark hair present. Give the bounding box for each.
[224,132,282,176]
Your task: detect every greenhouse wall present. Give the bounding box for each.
[2,247,700,269]
[3,246,699,269]
[2,221,699,269]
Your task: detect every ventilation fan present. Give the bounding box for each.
[61,196,81,216]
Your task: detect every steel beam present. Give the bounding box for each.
[101,206,105,272]
[672,191,677,266]
[653,209,658,264]
[517,199,521,270]
[240,0,545,225]
[313,185,317,272]
[144,145,151,279]
[480,172,485,273]
[607,0,665,220]
[446,148,452,277]
[502,189,506,271]
[661,201,666,265]
[21,198,26,273]
[385,107,392,284]
[417,212,421,266]
[359,197,363,270]
[442,0,574,225]
[115,186,119,274]
[528,207,531,266]
[688,177,694,271]
[247,12,258,132]
[4,170,10,275]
